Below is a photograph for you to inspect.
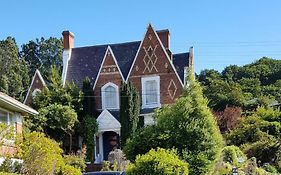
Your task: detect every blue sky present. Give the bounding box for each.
[1,0,281,73]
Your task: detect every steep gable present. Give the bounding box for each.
[127,24,185,104]
[93,47,124,110]
[24,70,46,106]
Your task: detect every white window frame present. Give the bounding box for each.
[184,67,188,86]
[101,82,119,110]
[141,76,160,109]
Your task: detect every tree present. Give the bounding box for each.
[126,148,189,175]
[21,37,63,78]
[79,77,98,162]
[198,57,281,112]
[26,66,82,152]
[120,82,140,148]
[80,115,97,162]
[125,71,224,175]
[36,104,78,149]
[226,107,281,168]
[0,37,29,101]
[82,77,96,117]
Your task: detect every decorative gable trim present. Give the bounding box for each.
[151,25,184,87]
[126,24,184,87]
[24,69,46,104]
[93,46,125,90]
[97,109,121,132]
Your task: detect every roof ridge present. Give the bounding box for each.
[72,40,141,49]
[173,52,189,56]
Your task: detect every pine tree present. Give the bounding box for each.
[0,37,29,101]
[120,82,140,148]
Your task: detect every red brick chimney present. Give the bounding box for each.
[62,31,74,49]
[156,29,170,49]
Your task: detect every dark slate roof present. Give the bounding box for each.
[66,41,141,87]
[66,45,108,87]
[108,110,120,122]
[173,52,190,83]
[110,41,141,79]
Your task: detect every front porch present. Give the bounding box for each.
[94,109,121,163]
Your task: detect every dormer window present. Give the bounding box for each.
[101,82,119,110]
[141,76,160,108]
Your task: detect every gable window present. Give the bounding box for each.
[141,76,160,108]
[101,82,119,110]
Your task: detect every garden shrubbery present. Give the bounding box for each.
[126,148,189,175]
[125,72,223,175]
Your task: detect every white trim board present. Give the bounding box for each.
[101,82,120,110]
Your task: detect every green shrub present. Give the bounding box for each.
[59,164,81,175]
[0,173,20,175]
[64,154,86,172]
[222,146,246,166]
[0,158,21,174]
[217,162,232,175]
[20,132,81,175]
[262,164,278,173]
[126,148,189,175]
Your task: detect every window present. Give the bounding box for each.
[101,82,119,110]
[0,109,17,143]
[141,76,160,108]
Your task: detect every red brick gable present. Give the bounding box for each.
[127,24,184,105]
[24,70,46,106]
[93,47,124,110]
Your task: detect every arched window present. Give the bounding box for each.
[101,83,119,110]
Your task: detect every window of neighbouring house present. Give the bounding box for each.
[0,110,17,143]
[141,76,160,108]
[101,82,119,110]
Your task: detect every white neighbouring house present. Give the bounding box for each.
[0,92,38,156]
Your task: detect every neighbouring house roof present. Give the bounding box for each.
[66,41,141,87]
[0,92,38,115]
[24,69,47,105]
[173,52,190,83]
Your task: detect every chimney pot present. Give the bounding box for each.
[62,31,75,49]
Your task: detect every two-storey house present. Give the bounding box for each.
[62,24,194,161]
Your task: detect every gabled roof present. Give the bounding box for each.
[0,92,38,115]
[66,41,141,87]
[65,25,190,88]
[97,109,121,132]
